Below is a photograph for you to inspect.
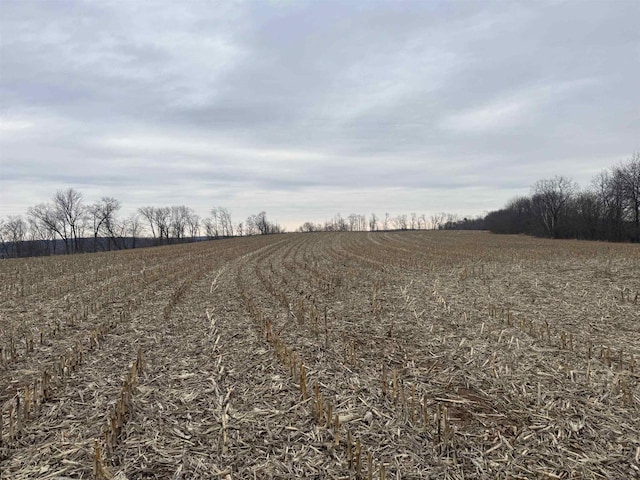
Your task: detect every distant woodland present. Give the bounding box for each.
[1,153,638,258]
[480,153,639,242]
[0,199,285,258]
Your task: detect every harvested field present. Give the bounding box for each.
[0,231,638,479]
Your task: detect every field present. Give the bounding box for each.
[0,231,638,479]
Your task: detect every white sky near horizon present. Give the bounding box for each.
[1,0,639,230]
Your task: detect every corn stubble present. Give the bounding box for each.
[0,231,638,479]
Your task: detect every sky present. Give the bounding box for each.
[1,0,639,230]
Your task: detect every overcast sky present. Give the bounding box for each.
[1,0,639,229]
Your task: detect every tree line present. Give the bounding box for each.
[480,153,639,242]
[0,190,284,258]
[2,153,637,257]
[296,212,460,233]
[0,191,458,258]
[296,153,639,243]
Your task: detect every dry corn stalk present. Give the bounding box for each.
[299,361,307,398]
[382,364,387,396]
[93,439,113,480]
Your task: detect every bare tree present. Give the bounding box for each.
[369,213,378,231]
[186,211,200,239]
[347,213,358,231]
[298,221,321,232]
[126,213,142,248]
[139,205,185,244]
[53,188,85,253]
[170,205,191,241]
[419,213,427,230]
[207,209,221,239]
[254,211,269,235]
[27,215,55,255]
[442,213,460,229]
[29,202,68,253]
[0,216,28,257]
[88,197,121,252]
[383,213,390,230]
[205,207,234,238]
[109,218,128,250]
[392,214,408,231]
[619,152,640,241]
[531,176,577,238]
[592,170,626,241]
[328,213,347,232]
[204,218,218,239]
[154,207,171,243]
[345,213,366,231]
[0,219,7,257]
[271,222,285,234]
[219,208,234,237]
[245,215,258,236]
[247,211,282,235]
[570,191,601,240]
[410,212,417,230]
[27,190,84,254]
[138,206,157,240]
[430,213,445,230]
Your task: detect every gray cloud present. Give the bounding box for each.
[1,0,639,229]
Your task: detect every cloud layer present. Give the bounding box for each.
[1,0,638,228]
